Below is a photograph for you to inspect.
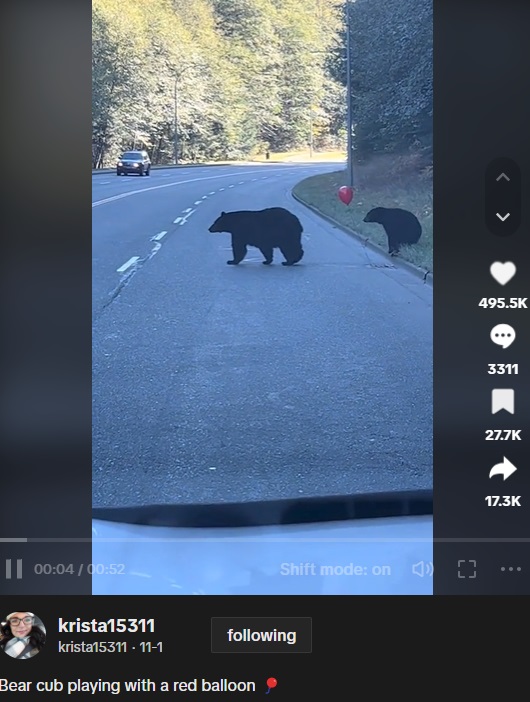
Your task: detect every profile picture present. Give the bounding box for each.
[0,612,46,659]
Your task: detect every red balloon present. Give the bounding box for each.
[267,678,278,689]
[338,185,354,205]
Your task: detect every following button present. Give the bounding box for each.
[211,617,312,653]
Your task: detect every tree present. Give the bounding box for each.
[346,0,433,162]
[92,0,346,165]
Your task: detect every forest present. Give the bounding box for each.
[92,0,432,168]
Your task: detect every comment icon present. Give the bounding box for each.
[490,324,516,349]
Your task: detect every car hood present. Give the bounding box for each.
[92,491,433,595]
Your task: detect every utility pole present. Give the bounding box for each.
[345,0,354,187]
[174,63,201,165]
[174,77,179,165]
[309,108,313,158]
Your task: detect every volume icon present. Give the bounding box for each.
[412,561,433,577]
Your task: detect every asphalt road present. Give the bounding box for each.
[92,163,432,507]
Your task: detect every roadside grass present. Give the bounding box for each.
[251,149,346,162]
[292,154,433,272]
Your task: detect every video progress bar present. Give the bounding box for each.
[4,537,530,543]
[0,538,28,542]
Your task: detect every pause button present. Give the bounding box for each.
[5,559,23,579]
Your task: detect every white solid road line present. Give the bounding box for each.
[92,170,264,207]
[92,167,309,207]
[152,231,167,241]
[116,256,139,273]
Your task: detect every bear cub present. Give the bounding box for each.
[363,207,422,255]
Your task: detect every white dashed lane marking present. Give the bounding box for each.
[183,208,192,213]
[116,256,139,274]
[194,200,202,205]
[148,242,162,259]
[208,191,215,195]
[179,209,196,225]
[173,217,183,224]
[92,169,269,207]
[152,231,167,241]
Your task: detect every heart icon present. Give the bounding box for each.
[490,261,516,285]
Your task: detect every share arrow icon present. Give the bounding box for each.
[489,457,517,480]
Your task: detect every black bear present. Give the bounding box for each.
[363,207,422,255]
[208,207,304,265]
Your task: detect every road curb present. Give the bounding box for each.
[291,190,433,286]
[92,161,272,175]
[92,164,234,175]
